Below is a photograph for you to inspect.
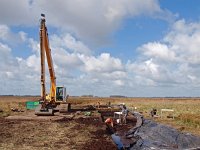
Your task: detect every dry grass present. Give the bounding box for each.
[0,96,39,117]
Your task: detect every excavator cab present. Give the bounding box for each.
[56,86,67,102]
[35,86,68,116]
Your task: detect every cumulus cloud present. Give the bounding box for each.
[0,26,41,95]
[34,0,174,44]
[0,41,39,95]
[0,24,128,95]
[81,53,124,73]
[0,24,27,44]
[128,19,200,91]
[138,42,176,62]
[50,34,91,55]
[0,0,174,44]
[1,1,200,96]
[81,53,127,88]
[0,25,10,41]
[0,42,13,69]
[164,19,200,64]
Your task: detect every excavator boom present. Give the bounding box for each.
[40,15,56,102]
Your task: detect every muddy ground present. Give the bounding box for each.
[0,114,117,150]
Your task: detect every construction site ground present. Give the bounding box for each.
[1,96,200,149]
[0,109,117,150]
[0,97,139,150]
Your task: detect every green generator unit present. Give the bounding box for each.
[26,101,39,110]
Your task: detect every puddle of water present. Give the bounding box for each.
[111,134,123,150]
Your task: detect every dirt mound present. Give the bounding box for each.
[75,116,103,126]
[72,117,117,149]
[82,129,117,150]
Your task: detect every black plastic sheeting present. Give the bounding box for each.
[131,119,200,150]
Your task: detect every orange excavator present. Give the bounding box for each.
[35,14,68,115]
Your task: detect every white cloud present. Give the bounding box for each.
[163,19,200,64]
[0,24,28,44]
[128,19,200,90]
[127,58,168,86]
[5,71,14,79]
[50,34,91,55]
[53,49,84,75]
[19,31,28,42]
[26,54,40,72]
[0,41,38,95]
[138,42,176,62]
[35,0,173,44]
[0,25,10,41]
[1,3,200,97]
[0,0,174,44]
[0,0,36,26]
[28,38,39,54]
[113,79,124,86]
[11,30,129,95]
[0,42,11,53]
[0,42,13,69]
[81,53,124,73]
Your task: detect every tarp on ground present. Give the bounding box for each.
[131,119,200,150]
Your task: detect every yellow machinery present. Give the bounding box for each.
[35,14,68,115]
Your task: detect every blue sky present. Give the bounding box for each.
[0,0,200,97]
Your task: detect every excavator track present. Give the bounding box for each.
[35,104,54,116]
[57,103,69,113]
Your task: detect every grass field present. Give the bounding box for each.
[0,96,200,136]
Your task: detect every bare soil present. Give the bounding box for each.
[0,114,117,150]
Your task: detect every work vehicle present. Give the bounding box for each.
[35,14,68,115]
